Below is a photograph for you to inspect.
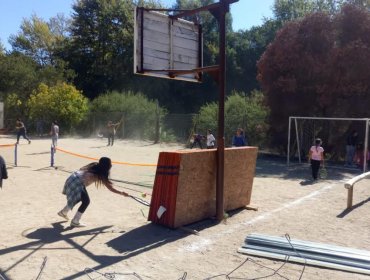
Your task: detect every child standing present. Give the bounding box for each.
[206,129,216,149]
[58,157,128,227]
[308,138,324,180]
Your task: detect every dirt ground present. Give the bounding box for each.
[0,135,369,280]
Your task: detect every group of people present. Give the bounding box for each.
[344,130,369,168]
[15,118,59,147]
[307,129,370,181]
[9,118,125,228]
[190,128,248,149]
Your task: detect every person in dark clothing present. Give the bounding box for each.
[0,155,8,189]
[15,118,31,144]
[191,134,204,149]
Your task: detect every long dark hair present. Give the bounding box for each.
[81,157,112,187]
[315,138,322,152]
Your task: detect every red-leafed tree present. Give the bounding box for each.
[257,4,370,150]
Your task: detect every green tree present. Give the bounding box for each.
[65,0,137,98]
[0,53,38,98]
[90,91,166,139]
[27,83,89,131]
[196,90,269,146]
[9,14,65,66]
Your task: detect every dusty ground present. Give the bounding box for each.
[0,135,369,280]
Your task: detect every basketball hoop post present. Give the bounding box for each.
[134,0,238,222]
[215,0,235,222]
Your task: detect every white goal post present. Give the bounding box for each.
[287,116,370,172]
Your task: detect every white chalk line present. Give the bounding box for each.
[180,184,335,253]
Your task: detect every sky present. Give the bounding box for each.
[0,0,275,51]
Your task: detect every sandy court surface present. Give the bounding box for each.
[0,135,369,280]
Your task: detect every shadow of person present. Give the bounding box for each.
[299,179,315,186]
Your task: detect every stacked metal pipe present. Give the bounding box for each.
[238,233,370,275]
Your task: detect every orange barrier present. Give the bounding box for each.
[0,144,16,147]
[54,146,157,167]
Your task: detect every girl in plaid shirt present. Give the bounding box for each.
[58,157,128,227]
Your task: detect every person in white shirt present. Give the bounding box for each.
[206,129,216,149]
[50,121,59,148]
[308,138,324,180]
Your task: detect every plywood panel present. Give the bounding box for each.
[148,147,258,228]
[134,7,202,82]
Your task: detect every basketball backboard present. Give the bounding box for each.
[134,7,203,82]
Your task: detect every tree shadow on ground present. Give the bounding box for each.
[0,222,116,280]
[255,154,361,182]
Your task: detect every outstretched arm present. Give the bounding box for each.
[105,182,128,196]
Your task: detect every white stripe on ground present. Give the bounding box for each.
[180,184,334,253]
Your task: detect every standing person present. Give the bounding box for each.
[308,138,324,181]
[190,133,204,149]
[58,157,128,227]
[15,118,31,144]
[50,121,59,148]
[0,155,8,189]
[107,120,121,146]
[232,128,246,147]
[345,130,358,166]
[206,129,216,149]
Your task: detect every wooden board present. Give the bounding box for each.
[134,7,202,82]
[148,147,258,228]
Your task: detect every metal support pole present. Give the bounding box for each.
[14,144,17,167]
[51,146,54,167]
[287,117,292,166]
[363,119,369,173]
[216,1,227,221]
[294,118,301,164]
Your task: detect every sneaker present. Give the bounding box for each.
[58,211,69,220]
[70,220,86,227]
[28,140,31,144]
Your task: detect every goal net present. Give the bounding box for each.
[287,117,370,172]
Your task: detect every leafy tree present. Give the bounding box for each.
[0,41,4,55]
[257,4,370,151]
[27,83,89,131]
[90,91,166,139]
[9,14,62,66]
[195,90,269,146]
[0,53,39,102]
[65,0,137,98]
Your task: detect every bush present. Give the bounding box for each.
[195,90,269,147]
[90,91,166,140]
[27,83,89,132]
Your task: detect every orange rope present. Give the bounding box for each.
[55,147,157,167]
[0,144,16,147]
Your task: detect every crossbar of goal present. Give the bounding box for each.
[287,116,370,173]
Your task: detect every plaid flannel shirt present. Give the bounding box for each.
[62,172,85,209]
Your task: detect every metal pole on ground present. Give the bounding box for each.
[363,119,369,173]
[51,146,54,167]
[14,144,17,166]
[287,117,292,166]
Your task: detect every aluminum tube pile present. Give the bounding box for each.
[238,233,370,275]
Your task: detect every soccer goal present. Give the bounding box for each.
[287,116,370,172]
